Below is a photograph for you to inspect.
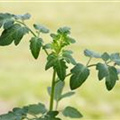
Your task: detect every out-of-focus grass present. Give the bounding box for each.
[0,2,120,120]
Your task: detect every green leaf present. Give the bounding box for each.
[57,26,71,34]
[40,111,61,120]
[66,36,76,44]
[46,111,59,118]
[0,112,17,120]
[45,53,58,70]
[0,13,13,28]
[59,91,75,101]
[62,50,76,65]
[96,63,119,90]
[62,106,83,118]
[84,49,101,58]
[47,80,65,101]
[0,24,29,46]
[70,63,90,90]
[105,66,119,90]
[110,53,120,65]
[43,43,52,49]
[13,13,31,20]
[101,52,110,62]
[28,103,47,115]
[96,63,109,80]
[54,80,65,101]
[33,24,49,33]
[54,59,68,81]
[30,37,43,59]
[3,19,14,29]
[50,33,60,40]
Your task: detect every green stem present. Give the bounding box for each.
[49,70,56,111]
[16,20,49,56]
[86,57,92,67]
[87,64,97,68]
[16,20,37,37]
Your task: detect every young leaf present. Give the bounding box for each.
[96,63,119,90]
[54,59,68,81]
[33,24,49,34]
[13,13,31,21]
[101,52,110,62]
[0,24,28,46]
[57,26,71,35]
[28,103,47,115]
[30,37,43,59]
[62,106,83,118]
[45,53,58,70]
[66,36,76,44]
[70,63,90,90]
[59,91,75,101]
[62,50,76,65]
[50,33,60,40]
[110,53,120,65]
[84,49,101,58]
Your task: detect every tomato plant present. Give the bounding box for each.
[0,13,120,120]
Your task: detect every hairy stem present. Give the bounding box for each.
[49,70,56,111]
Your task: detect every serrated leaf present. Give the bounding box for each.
[62,106,83,118]
[110,53,120,65]
[84,49,101,58]
[0,13,13,28]
[59,91,75,101]
[33,24,49,33]
[0,24,28,46]
[96,63,119,90]
[13,13,31,20]
[28,103,47,115]
[57,26,71,34]
[101,52,110,62]
[62,50,76,65]
[96,63,109,80]
[70,63,90,90]
[45,53,58,70]
[30,37,43,59]
[54,59,68,81]
[3,19,14,29]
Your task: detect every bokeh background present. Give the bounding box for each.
[0,1,120,120]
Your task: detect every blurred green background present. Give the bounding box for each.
[0,2,120,120]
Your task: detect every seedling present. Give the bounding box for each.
[0,13,120,120]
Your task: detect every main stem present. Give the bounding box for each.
[49,69,56,111]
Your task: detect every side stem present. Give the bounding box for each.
[49,70,56,111]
